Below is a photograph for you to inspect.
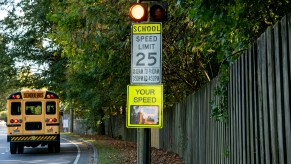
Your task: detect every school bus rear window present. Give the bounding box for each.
[11,102,21,115]
[46,102,56,114]
[25,102,42,115]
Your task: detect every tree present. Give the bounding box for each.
[0,0,59,89]
[0,34,18,111]
[1,0,290,132]
[179,0,291,120]
[47,0,131,133]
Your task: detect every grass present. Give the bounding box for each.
[93,140,124,164]
[62,133,127,164]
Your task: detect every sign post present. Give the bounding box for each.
[128,22,163,164]
[129,2,167,162]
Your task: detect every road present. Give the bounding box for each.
[0,122,97,164]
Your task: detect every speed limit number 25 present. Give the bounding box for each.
[136,52,157,66]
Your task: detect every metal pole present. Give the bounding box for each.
[132,1,153,162]
[137,128,151,164]
[137,129,145,164]
[144,128,151,163]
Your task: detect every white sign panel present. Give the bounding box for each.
[131,23,162,84]
[63,119,68,128]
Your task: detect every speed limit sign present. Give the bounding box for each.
[131,23,162,84]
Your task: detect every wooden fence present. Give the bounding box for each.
[159,78,228,164]
[104,14,291,163]
[228,14,291,164]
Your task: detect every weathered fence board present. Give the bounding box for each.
[273,21,285,164]
[248,45,253,164]
[287,13,291,164]
[244,51,252,164]
[266,26,278,164]
[282,15,291,164]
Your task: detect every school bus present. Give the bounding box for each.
[6,89,60,154]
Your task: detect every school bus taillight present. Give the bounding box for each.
[45,118,58,122]
[10,119,22,123]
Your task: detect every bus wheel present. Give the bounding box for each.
[10,143,17,154]
[48,143,53,153]
[18,143,24,154]
[54,141,60,153]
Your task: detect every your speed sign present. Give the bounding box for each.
[131,23,162,84]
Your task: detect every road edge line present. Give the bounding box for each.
[62,137,81,164]
[82,140,98,164]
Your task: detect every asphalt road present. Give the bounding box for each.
[0,122,97,164]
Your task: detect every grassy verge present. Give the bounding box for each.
[62,133,184,164]
[62,133,128,163]
[93,139,124,163]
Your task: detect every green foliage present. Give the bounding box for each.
[0,111,7,120]
[224,145,230,158]
[210,68,229,122]
[162,2,219,106]
[0,0,60,89]
[46,0,131,133]
[182,0,291,122]
[0,34,18,110]
[1,0,291,130]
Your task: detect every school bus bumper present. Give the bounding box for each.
[7,134,60,142]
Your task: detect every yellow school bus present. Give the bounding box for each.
[6,89,60,154]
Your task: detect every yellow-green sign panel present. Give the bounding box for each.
[132,23,161,34]
[127,85,163,128]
